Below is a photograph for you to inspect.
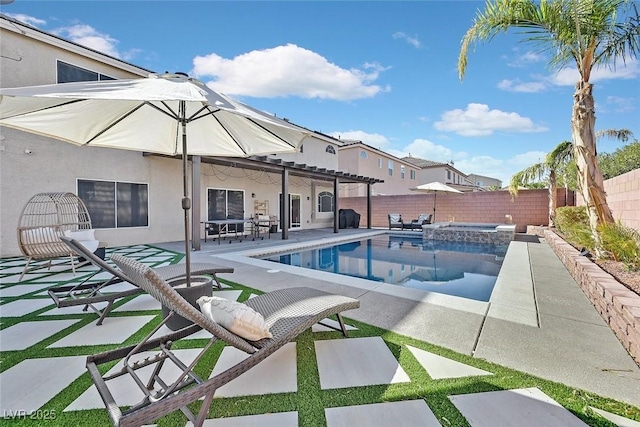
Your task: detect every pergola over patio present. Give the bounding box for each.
[145,153,384,250]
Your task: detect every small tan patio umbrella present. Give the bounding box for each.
[411,181,463,222]
[0,72,313,283]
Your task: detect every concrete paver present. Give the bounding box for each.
[449,387,588,427]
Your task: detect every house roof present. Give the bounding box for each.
[402,156,448,168]
[402,155,470,177]
[338,140,420,168]
[0,14,153,77]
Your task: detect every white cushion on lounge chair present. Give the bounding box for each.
[196,295,272,341]
[63,229,99,253]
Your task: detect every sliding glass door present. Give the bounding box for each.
[207,189,245,234]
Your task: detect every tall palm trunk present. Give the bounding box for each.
[548,169,557,227]
[571,80,614,248]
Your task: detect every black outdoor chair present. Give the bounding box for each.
[403,213,432,230]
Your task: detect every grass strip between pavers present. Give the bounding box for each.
[0,261,638,426]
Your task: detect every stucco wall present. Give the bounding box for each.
[339,188,568,233]
[576,169,640,232]
[338,145,420,197]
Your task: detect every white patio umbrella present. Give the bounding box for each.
[411,181,463,223]
[0,72,313,283]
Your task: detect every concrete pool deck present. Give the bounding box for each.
[161,228,640,407]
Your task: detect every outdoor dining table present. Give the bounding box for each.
[202,218,274,244]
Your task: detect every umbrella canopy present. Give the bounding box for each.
[411,181,463,222]
[0,73,309,156]
[0,72,313,283]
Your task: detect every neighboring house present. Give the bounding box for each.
[338,140,420,196]
[402,156,480,192]
[0,15,380,257]
[467,173,503,190]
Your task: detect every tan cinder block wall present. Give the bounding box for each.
[545,230,640,365]
[340,188,568,233]
[576,169,640,232]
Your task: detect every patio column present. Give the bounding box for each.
[367,182,372,229]
[192,155,201,250]
[281,167,289,240]
[334,177,340,233]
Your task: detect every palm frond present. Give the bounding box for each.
[596,128,634,142]
[459,0,639,79]
[509,162,548,196]
[546,140,574,168]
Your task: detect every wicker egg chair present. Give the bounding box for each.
[17,192,93,280]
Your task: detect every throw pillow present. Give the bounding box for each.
[196,295,272,341]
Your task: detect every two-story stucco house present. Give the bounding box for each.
[0,15,380,257]
[337,140,420,197]
[402,156,482,192]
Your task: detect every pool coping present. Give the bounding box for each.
[213,230,538,326]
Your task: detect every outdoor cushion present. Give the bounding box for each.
[64,229,99,253]
[196,295,272,341]
[64,229,95,241]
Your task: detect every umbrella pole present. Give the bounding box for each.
[180,101,192,285]
[433,192,437,223]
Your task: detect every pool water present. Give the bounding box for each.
[261,235,508,302]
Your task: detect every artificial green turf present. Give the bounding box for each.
[1,274,638,426]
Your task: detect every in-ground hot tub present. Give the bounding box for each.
[423,222,515,245]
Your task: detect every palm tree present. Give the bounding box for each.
[509,141,573,227]
[458,0,640,250]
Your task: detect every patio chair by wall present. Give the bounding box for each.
[87,254,360,427]
[47,237,234,325]
[388,213,403,230]
[17,192,95,280]
[404,213,432,230]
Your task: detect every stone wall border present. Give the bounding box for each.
[544,229,640,366]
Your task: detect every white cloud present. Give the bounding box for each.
[392,136,551,184]
[605,95,635,113]
[391,138,457,162]
[434,103,549,137]
[392,31,422,48]
[6,13,46,27]
[330,130,390,148]
[455,150,547,185]
[52,24,121,58]
[192,44,388,100]
[550,58,639,86]
[506,50,545,68]
[497,79,547,93]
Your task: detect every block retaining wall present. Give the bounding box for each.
[339,188,566,233]
[545,229,640,366]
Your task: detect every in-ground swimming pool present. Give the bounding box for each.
[260,234,508,302]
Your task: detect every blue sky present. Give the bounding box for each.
[3,0,638,184]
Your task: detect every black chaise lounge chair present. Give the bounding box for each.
[87,254,360,427]
[47,237,234,325]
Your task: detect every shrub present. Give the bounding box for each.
[555,206,594,250]
[598,222,640,271]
